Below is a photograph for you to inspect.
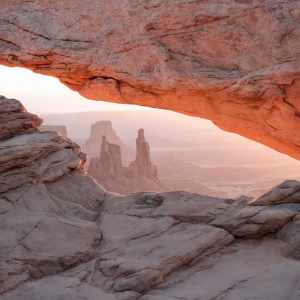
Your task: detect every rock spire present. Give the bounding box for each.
[88,128,165,194]
[88,135,125,182]
[131,129,157,178]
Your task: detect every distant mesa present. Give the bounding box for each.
[88,128,169,194]
[40,125,67,137]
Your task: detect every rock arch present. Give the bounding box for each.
[1,0,300,159]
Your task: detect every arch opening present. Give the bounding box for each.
[1,65,300,198]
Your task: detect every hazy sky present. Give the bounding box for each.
[0,65,153,115]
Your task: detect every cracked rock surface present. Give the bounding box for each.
[1,1,300,160]
[2,96,300,299]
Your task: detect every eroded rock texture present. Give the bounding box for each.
[0,96,42,141]
[1,1,300,159]
[2,96,300,300]
[0,96,105,295]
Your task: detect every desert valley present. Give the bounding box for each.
[41,110,300,198]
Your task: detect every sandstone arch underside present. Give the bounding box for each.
[1,0,300,159]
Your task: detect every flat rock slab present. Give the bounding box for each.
[96,213,233,293]
[212,200,300,238]
[0,275,118,300]
[102,192,300,238]
[142,238,300,300]
[0,172,105,294]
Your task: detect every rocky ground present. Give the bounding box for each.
[1,95,300,300]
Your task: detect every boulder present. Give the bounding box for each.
[249,180,300,206]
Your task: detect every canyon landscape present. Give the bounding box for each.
[2,1,300,300]
[42,110,300,198]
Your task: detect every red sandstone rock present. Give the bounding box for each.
[1,1,300,159]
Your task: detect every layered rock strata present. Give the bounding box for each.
[1,1,300,160]
[0,96,42,141]
[0,96,105,295]
[2,97,300,300]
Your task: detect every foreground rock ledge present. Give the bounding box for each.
[1,1,300,160]
[2,95,300,299]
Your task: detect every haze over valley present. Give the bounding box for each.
[42,109,300,198]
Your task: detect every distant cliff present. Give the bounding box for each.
[40,125,67,137]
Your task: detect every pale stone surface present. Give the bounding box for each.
[142,237,300,300]
[0,174,105,295]
[0,96,42,141]
[250,180,300,206]
[103,191,300,238]
[0,96,86,194]
[0,97,105,295]
[96,213,233,293]
[2,97,300,299]
[1,272,119,300]
[277,219,300,260]
[1,2,300,159]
